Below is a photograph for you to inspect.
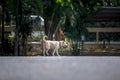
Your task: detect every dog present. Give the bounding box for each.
[42,36,68,56]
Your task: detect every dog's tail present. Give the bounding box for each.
[43,35,48,41]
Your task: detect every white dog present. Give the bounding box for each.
[42,36,68,56]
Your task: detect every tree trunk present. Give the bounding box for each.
[21,38,27,56]
[14,0,20,56]
[1,4,5,55]
[14,0,22,56]
[55,28,65,41]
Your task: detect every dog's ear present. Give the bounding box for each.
[43,35,48,40]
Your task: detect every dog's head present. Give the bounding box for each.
[59,41,68,48]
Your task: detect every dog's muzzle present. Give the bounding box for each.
[59,41,68,48]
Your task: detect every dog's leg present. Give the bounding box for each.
[56,49,60,56]
[45,49,49,56]
[43,48,46,56]
[52,49,56,56]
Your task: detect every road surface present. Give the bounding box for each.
[0,56,120,80]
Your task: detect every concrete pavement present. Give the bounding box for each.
[0,56,120,80]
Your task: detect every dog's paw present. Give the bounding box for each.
[57,54,60,56]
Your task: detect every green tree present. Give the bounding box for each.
[1,0,120,56]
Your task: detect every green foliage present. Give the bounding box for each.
[18,16,32,39]
[5,0,15,14]
[2,38,14,56]
[63,2,89,39]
